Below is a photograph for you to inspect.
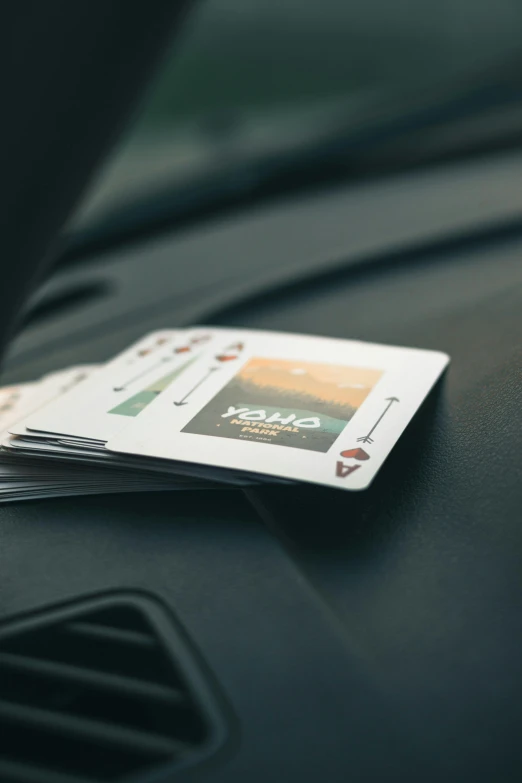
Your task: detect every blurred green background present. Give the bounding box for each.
[137,0,522,126]
[76,0,522,226]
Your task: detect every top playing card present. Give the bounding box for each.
[108,328,449,490]
[15,329,217,442]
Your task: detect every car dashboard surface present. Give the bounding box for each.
[0,148,521,783]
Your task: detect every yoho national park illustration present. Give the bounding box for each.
[183,357,383,452]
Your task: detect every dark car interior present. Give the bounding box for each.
[0,2,521,782]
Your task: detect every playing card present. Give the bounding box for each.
[17,329,215,442]
[1,431,260,486]
[0,382,41,432]
[108,328,449,491]
[0,341,258,504]
[4,366,98,436]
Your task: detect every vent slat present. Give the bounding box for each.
[65,621,156,648]
[0,594,224,780]
[0,700,191,758]
[0,759,93,783]
[0,651,187,705]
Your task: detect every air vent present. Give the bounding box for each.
[0,593,228,782]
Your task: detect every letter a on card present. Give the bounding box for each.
[336,461,361,479]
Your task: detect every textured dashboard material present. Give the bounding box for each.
[0,150,521,781]
[4,147,522,380]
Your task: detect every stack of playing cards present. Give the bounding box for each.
[0,327,449,503]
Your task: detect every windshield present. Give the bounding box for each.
[71,0,522,244]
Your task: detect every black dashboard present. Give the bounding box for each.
[0,147,521,782]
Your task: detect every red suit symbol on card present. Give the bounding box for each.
[340,447,370,461]
[215,343,243,362]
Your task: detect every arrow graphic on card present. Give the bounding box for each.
[356,396,399,444]
[173,367,220,406]
[113,357,171,392]
[173,344,243,405]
